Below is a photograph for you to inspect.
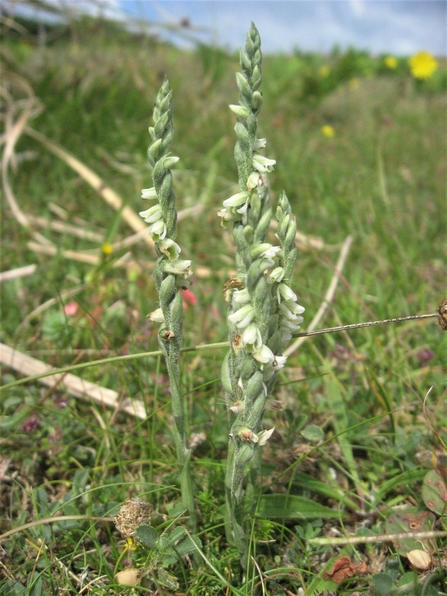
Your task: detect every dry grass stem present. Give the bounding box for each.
[0,264,36,282]
[0,342,146,419]
[284,234,353,356]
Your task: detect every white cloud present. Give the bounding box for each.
[5,0,446,56]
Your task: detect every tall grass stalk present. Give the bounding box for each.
[139,78,197,533]
[219,23,305,565]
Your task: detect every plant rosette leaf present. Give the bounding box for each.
[422,467,447,516]
[384,509,435,555]
[370,572,394,595]
[135,524,158,548]
[300,424,324,442]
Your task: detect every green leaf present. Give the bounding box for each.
[168,525,186,545]
[300,424,324,442]
[28,577,43,596]
[4,581,26,595]
[384,509,435,555]
[292,471,358,510]
[157,567,179,591]
[375,469,426,502]
[173,534,202,557]
[256,494,343,519]
[422,468,447,516]
[58,504,80,529]
[135,524,158,548]
[371,572,394,595]
[72,467,90,494]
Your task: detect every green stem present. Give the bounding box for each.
[160,336,197,533]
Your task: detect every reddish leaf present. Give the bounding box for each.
[322,556,372,583]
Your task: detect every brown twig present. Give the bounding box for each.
[292,312,440,338]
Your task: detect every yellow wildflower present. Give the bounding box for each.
[409,51,438,80]
[384,56,398,69]
[101,242,113,256]
[319,65,330,77]
[321,125,335,139]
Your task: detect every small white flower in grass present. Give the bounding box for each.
[149,218,167,241]
[277,283,297,303]
[254,138,266,150]
[241,322,262,348]
[163,259,192,276]
[159,238,181,260]
[229,104,251,118]
[228,400,245,414]
[258,427,275,447]
[268,266,285,284]
[247,172,264,190]
[250,243,281,260]
[139,204,163,223]
[252,154,276,173]
[279,301,305,320]
[262,355,287,380]
[217,208,239,226]
[273,355,287,369]
[149,308,165,323]
[228,304,256,329]
[223,191,250,217]
[223,191,250,209]
[141,187,158,200]
[253,343,275,364]
[233,288,251,305]
[280,318,304,334]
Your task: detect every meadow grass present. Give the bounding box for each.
[0,15,446,596]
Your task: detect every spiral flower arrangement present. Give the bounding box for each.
[219,23,305,563]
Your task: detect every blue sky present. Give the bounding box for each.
[6,1,446,56]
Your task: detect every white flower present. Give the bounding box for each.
[254,138,266,150]
[163,259,192,276]
[141,187,158,200]
[217,207,240,226]
[272,355,287,369]
[252,154,276,173]
[149,308,165,323]
[158,238,181,260]
[149,218,167,241]
[229,104,251,118]
[279,301,305,320]
[223,191,250,209]
[250,243,281,260]
[277,283,297,303]
[262,355,287,380]
[228,400,245,414]
[268,267,285,284]
[246,172,265,190]
[228,304,256,329]
[139,204,163,223]
[253,343,275,364]
[280,317,303,332]
[232,288,251,305]
[241,323,262,348]
[222,191,250,217]
[258,427,275,446]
